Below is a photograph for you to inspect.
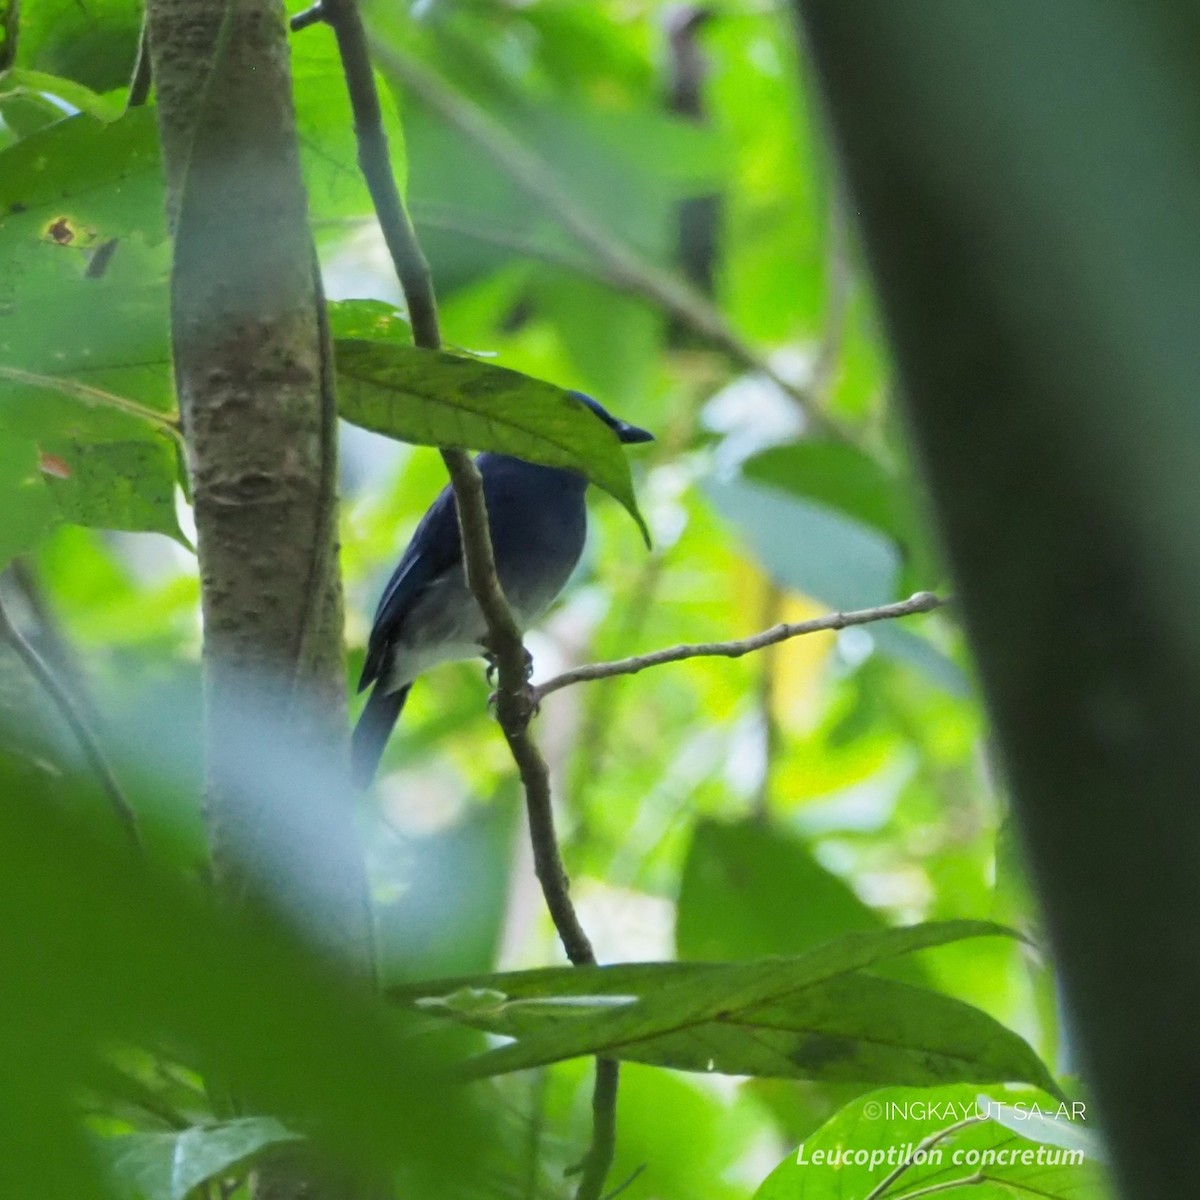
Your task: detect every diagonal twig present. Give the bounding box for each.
[294,3,617,1195]
[0,590,141,850]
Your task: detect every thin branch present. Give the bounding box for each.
[569,1058,619,1200]
[0,591,141,850]
[535,591,947,702]
[370,42,854,443]
[299,4,616,1193]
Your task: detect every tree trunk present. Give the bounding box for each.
[145,0,374,1194]
[790,4,1200,1199]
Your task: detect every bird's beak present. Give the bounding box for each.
[616,421,655,445]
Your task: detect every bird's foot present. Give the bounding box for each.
[482,646,534,685]
[487,679,540,725]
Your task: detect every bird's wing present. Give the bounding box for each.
[358,482,462,692]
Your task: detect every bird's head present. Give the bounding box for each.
[570,391,654,445]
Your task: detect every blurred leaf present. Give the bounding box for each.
[676,817,926,985]
[395,922,1054,1091]
[0,67,126,121]
[532,270,662,404]
[0,755,489,1197]
[706,474,900,609]
[753,1084,1107,1199]
[375,791,517,985]
[0,89,65,137]
[335,342,650,541]
[103,1117,301,1200]
[0,437,58,568]
[743,441,919,549]
[14,0,140,92]
[983,1094,1107,1163]
[327,298,411,345]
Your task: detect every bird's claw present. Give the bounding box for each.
[487,680,541,723]
[482,647,534,686]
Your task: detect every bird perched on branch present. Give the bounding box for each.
[352,393,653,786]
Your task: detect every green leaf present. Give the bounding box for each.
[0,108,165,245]
[290,9,407,223]
[44,439,188,543]
[676,817,927,986]
[0,753,491,1198]
[393,921,1052,1090]
[0,67,126,122]
[0,438,58,568]
[753,1084,1107,1199]
[327,298,412,345]
[103,1117,302,1200]
[705,474,900,609]
[335,342,650,542]
[743,442,920,550]
[13,0,141,92]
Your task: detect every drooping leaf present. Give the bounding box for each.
[392,922,1052,1091]
[335,341,650,541]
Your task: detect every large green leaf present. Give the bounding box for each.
[102,1117,301,1200]
[392,922,1052,1091]
[13,0,140,92]
[676,817,926,986]
[706,474,900,610]
[0,118,181,537]
[0,108,165,245]
[335,341,650,541]
[44,439,187,544]
[753,1084,1107,1199]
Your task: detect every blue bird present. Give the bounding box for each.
[352,393,653,785]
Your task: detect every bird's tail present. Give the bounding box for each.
[351,684,410,788]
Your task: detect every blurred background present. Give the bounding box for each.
[0,1,1063,1195]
